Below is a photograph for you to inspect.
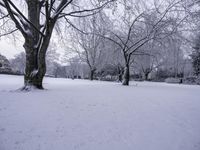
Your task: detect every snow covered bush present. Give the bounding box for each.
[9,52,25,74]
[165,78,181,84]
[196,76,200,85]
[183,76,197,85]
[0,54,12,74]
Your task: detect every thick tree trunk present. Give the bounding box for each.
[23,48,47,90]
[122,65,130,86]
[21,0,44,90]
[4,0,59,90]
[23,72,44,90]
[22,0,55,90]
[22,42,46,90]
[23,46,44,90]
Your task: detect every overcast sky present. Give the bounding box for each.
[0,38,24,59]
[0,0,190,60]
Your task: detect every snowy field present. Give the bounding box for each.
[0,74,200,150]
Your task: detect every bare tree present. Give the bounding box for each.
[71,13,107,80]
[98,0,185,85]
[0,0,114,90]
[46,41,60,77]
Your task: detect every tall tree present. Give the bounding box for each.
[100,0,185,85]
[70,13,107,80]
[186,0,200,76]
[0,0,114,90]
[192,35,200,76]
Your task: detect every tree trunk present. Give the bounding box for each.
[3,0,64,90]
[144,72,149,80]
[118,73,122,82]
[90,69,95,81]
[22,0,56,90]
[23,44,44,90]
[21,0,44,90]
[122,65,130,86]
[118,66,122,82]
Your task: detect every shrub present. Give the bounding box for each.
[182,76,197,85]
[196,76,200,85]
[165,78,181,84]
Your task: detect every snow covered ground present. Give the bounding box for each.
[0,74,200,150]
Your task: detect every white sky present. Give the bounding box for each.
[0,38,24,59]
[0,0,190,60]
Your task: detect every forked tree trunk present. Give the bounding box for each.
[21,0,56,90]
[23,44,44,89]
[22,0,43,90]
[22,34,53,90]
[122,65,130,86]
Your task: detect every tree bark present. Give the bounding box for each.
[90,69,95,81]
[118,73,122,82]
[122,65,130,86]
[22,1,54,90]
[23,41,49,90]
[23,42,44,90]
[144,72,149,80]
[22,0,42,90]
[22,1,56,90]
[117,66,122,82]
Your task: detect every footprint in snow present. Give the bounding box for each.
[0,128,5,132]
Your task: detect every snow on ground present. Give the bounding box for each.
[0,74,200,150]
